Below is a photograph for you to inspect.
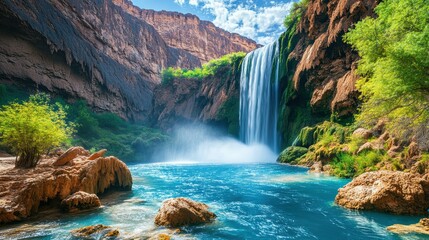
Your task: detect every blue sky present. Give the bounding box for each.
[131,0,297,45]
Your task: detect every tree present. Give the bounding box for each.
[0,93,75,168]
[344,0,429,138]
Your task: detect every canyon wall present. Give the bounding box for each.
[0,0,255,120]
[111,0,260,64]
[279,0,379,145]
[153,0,380,142]
[152,62,241,135]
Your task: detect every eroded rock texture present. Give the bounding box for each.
[0,0,255,120]
[152,64,240,134]
[335,171,429,215]
[111,0,259,64]
[0,152,132,224]
[281,0,379,145]
[155,198,216,227]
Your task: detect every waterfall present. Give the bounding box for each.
[239,40,280,153]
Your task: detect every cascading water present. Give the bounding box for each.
[240,40,280,153]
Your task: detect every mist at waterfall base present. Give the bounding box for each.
[151,40,282,164]
[151,124,277,164]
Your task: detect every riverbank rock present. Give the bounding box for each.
[60,191,101,213]
[88,149,107,160]
[53,146,89,166]
[335,171,429,214]
[0,150,132,224]
[71,224,119,239]
[387,218,429,235]
[155,198,216,227]
[352,128,373,139]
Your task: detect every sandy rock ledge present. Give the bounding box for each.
[387,218,429,235]
[0,148,132,224]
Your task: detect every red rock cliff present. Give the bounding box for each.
[111,0,260,63]
[280,0,379,145]
[0,0,256,120]
[0,0,201,120]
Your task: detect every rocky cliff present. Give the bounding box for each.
[152,0,380,139]
[0,0,202,120]
[279,0,379,145]
[0,0,255,120]
[152,62,241,135]
[112,0,260,64]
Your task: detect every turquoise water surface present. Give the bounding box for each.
[0,163,424,239]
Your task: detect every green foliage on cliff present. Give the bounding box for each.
[283,121,391,178]
[161,52,246,84]
[0,93,75,168]
[277,146,308,164]
[283,0,309,30]
[344,0,429,138]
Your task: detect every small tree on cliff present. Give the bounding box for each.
[0,93,74,168]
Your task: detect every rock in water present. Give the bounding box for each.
[0,153,132,224]
[71,224,119,239]
[155,198,216,227]
[61,191,101,213]
[387,218,429,235]
[335,171,429,214]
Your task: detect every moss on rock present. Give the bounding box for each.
[277,146,308,164]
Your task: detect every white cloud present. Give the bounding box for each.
[189,0,199,6]
[173,0,293,45]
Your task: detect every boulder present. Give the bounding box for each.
[0,152,132,224]
[310,161,323,173]
[154,198,216,227]
[357,141,383,154]
[60,191,101,213]
[335,171,429,214]
[407,142,420,159]
[352,128,373,140]
[88,149,107,160]
[53,146,89,166]
[277,147,308,164]
[71,224,119,239]
[387,218,429,235]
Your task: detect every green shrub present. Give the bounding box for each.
[283,0,309,30]
[344,0,429,138]
[332,153,356,178]
[161,52,246,83]
[0,93,75,168]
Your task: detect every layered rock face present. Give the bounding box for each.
[112,0,260,64]
[281,0,379,144]
[0,0,200,120]
[0,150,132,224]
[152,64,240,133]
[0,0,255,120]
